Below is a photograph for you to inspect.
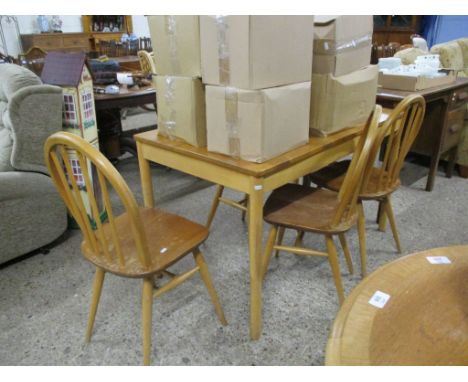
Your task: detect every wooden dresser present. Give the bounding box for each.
[377,78,468,191]
[21,33,92,53]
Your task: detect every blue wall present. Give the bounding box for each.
[422,16,468,47]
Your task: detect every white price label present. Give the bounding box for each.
[426,256,451,264]
[254,185,263,190]
[368,291,391,309]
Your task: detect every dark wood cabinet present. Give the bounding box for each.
[373,15,422,45]
[21,33,92,53]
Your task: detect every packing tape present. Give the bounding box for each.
[215,15,231,85]
[164,16,182,74]
[161,76,177,140]
[225,86,240,159]
[314,33,372,55]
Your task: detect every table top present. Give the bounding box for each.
[94,84,155,101]
[135,111,389,178]
[377,77,468,101]
[326,244,468,365]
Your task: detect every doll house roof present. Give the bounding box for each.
[41,51,92,87]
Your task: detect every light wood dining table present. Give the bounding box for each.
[134,111,388,340]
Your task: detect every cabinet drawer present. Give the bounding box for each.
[33,35,63,49]
[450,87,468,110]
[62,35,90,49]
[441,106,466,152]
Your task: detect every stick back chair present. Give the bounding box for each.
[261,106,383,305]
[309,94,425,275]
[44,132,227,365]
[137,50,157,76]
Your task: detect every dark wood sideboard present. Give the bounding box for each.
[377,77,468,191]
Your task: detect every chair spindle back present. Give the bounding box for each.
[44,132,153,270]
[372,94,425,194]
[332,106,382,226]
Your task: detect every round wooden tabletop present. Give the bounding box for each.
[326,244,468,365]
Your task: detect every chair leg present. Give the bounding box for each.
[275,226,286,258]
[193,248,227,325]
[262,225,278,280]
[241,194,249,222]
[338,233,353,275]
[378,200,388,232]
[294,230,305,247]
[384,196,402,253]
[85,267,106,343]
[325,235,345,305]
[206,185,224,229]
[357,201,367,278]
[142,277,154,366]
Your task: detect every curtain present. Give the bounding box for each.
[421,15,468,48]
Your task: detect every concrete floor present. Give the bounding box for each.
[1,110,468,365]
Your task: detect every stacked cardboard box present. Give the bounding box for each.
[147,16,207,147]
[310,15,378,137]
[200,16,315,163]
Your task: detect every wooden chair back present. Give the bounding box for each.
[44,131,153,270]
[331,105,382,226]
[139,37,152,52]
[138,50,156,75]
[369,94,425,195]
[18,46,47,76]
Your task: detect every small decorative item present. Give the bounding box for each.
[37,15,49,33]
[50,15,63,33]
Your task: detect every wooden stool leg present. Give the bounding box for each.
[338,233,353,275]
[384,196,402,253]
[325,235,345,305]
[357,201,367,278]
[275,226,286,258]
[378,200,388,232]
[206,185,224,229]
[142,277,154,366]
[193,248,227,325]
[85,267,106,342]
[294,230,305,247]
[262,225,278,280]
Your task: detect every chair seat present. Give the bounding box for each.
[263,183,357,234]
[310,160,400,199]
[81,207,209,278]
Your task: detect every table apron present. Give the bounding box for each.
[262,139,356,192]
[139,137,357,194]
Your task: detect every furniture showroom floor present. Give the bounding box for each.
[1,109,468,366]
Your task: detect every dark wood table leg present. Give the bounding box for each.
[96,108,122,162]
[446,146,457,178]
[426,99,449,192]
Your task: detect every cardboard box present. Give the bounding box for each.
[200,16,314,90]
[313,15,373,77]
[206,82,311,162]
[310,65,378,137]
[378,69,456,91]
[147,16,201,76]
[156,75,206,147]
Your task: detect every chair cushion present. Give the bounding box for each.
[430,42,464,71]
[0,101,13,171]
[456,38,468,68]
[394,48,428,65]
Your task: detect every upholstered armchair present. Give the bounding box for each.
[0,63,67,263]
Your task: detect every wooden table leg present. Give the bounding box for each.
[137,142,154,208]
[248,179,264,340]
